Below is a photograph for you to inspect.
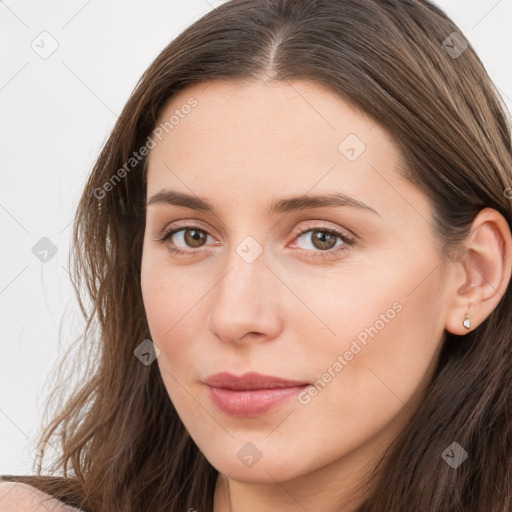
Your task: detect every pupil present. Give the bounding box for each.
[313,231,335,249]
[185,229,205,248]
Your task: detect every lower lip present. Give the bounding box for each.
[206,384,309,417]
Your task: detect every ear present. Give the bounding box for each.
[445,207,512,335]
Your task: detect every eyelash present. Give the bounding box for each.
[156,222,355,260]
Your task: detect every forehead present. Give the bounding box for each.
[149,79,388,157]
[145,79,411,217]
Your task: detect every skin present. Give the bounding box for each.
[140,79,512,512]
[0,482,79,511]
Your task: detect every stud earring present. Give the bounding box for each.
[463,311,471,329]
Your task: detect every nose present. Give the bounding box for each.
[207,243,283,346]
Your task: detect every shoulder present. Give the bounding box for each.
[0,481,80,511]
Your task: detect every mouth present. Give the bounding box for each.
[203,371,310,417]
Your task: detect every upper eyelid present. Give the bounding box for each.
[159,221,354,246]
[159,220,217,242]
[160,218,351,235]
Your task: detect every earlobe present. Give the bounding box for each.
[444,207,512,335]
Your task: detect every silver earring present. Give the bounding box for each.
[463,312,471,329]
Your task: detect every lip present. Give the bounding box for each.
[203,372,310,417]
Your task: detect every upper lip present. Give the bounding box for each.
[203,371,310,391]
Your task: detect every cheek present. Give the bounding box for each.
[141,266,170,340]
[140,254,210,374]
[140,266,202,416]
[318,268,444,428]
[141,244,188,336]
[141,247,181,359]
[295,250,445,413]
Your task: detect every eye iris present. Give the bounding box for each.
[311,231,337,250]
[184,229,206,248]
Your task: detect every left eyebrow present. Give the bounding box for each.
[146,190,380,216]
[268,192,380,216]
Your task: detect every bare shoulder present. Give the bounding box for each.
[0,481,80,511]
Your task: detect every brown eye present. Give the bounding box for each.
[181,229,207,248]
[158,226,214,255]
[291,225,355,260]
[309,230,338,251]
[295,228,344,251]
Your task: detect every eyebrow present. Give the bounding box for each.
[146,190,379,216]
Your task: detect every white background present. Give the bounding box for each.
[1,0,511,475]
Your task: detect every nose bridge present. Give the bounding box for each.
[224,237,266,297]
[219,226,270,293]
[207,233,282,344]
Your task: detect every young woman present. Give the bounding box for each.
[1,0,511,510]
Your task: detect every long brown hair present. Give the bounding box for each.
[3,0,511,510]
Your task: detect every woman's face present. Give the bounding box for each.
[141,79,452,490]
